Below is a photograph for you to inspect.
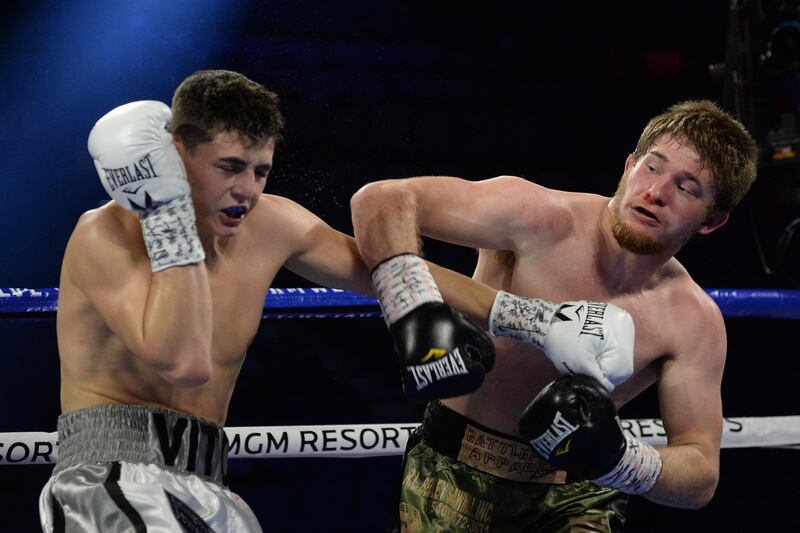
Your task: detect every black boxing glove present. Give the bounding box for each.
[372,254,495,402]
[519,375,662,494]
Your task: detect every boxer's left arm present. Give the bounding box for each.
[642,293,726,509]
[267,195,374,295]
[262,193,499,316]
[520,291,725,509]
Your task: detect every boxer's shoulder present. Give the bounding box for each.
[66,202,144,266]
[635,267,726,365]
[247,192,338,248]
[651,266,722,323]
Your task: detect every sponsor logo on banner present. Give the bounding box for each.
[226,425,417,457]
[0,439,55,464]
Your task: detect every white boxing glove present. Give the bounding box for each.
[489,291,635,391]
[88,101,205,272]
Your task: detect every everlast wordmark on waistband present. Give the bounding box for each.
[102,153,159,191]
[152,413,227,480]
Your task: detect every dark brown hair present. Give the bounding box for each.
[170,69,285,150]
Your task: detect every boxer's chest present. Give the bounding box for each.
[480,244,674,373]
[206,246,285,365]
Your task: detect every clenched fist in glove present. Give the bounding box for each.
[519,375,662,494]
[88,101,205,272]
[489,292,635,391]
[372,254,495,402]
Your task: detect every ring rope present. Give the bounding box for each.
[1,416,798,465]
[1,287,799,319]
[3,289,796,465]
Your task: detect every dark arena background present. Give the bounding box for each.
[2,1,799,531]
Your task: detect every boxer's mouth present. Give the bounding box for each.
[634,206,659,223]
[221,206,247,219]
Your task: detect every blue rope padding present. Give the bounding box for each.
[704,289,800,319]
[1,287,799,319]
[264,288,378,308]
[0,288,59,313]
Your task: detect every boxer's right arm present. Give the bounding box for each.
[350,175,561,320]
[351,175,532,266]
[350,175,533,325]
[70,102,212,386]
[351,176,634,389]
[370,254,495,401]
[350,179,512,400]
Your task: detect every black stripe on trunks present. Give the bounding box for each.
[51,493,65,532]
[104,461,147,533]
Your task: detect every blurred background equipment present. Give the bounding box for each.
[719,0,800,286]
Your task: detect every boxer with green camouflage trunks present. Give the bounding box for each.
[353,101,760,526]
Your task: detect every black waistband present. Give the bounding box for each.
[417,401,566,484]
[56,404,229,486]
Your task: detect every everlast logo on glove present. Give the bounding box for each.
[529,410,580,459]
[554,303,607,340]
[372,254,495,402]
[580,303,608,339]
[406,347,470,391]
[101,152,159,192]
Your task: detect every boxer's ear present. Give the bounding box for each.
[697,210,729,235]
[173,135,187,158]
